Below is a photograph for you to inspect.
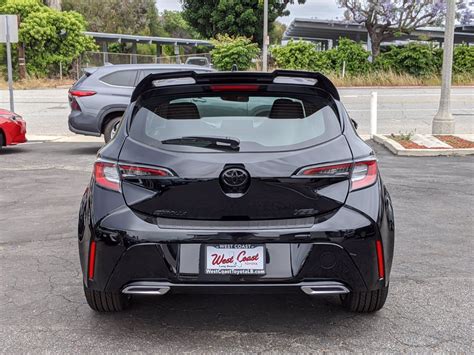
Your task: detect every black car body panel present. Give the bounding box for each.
[78,70,395,311]
[118,135,352,220]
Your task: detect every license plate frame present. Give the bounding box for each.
[205,244,266,275]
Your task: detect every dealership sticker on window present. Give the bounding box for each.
[205,245,265,275]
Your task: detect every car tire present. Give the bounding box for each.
[103,116,122,143]
[340,285,389,313]
[84,285,130,312]
[0,131,5,148]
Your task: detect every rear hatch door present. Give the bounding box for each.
[119,71,352,220]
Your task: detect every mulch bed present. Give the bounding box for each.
[389,136,429,149]
[434,135,474,149]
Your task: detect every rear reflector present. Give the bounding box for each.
[69,90,96,97]
[375,240,385,279]
[351,160,377,191]
[88,240,97,280]
[210,85,260,92]
[94,161,120,191]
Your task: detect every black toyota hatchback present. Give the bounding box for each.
[78,70,395,313]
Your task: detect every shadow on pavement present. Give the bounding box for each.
[0,146,30,155]
[66,144,102,155]
[86,293,377,336]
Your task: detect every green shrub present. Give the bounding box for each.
[210,34,260,71]
[453,45,474,74]
[273,39,473,80]
[376,43,442,76]
[271,40,320,71]
[271,38,369,75]
[326,38,371,75]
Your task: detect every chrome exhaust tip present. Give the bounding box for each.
[300,282,350,295]
[122,284,170,295]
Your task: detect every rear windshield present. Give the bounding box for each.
[129,91,341,153]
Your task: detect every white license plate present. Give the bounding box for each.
[205,245,265,275]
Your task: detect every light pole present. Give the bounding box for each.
[432,0,456,134]
[262,0,269,72]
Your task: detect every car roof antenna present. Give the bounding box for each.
[231,64,238,72]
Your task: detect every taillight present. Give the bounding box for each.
[351,160,377,191]
[94,161,120,191]
[295,159,377,191]
[70,97,81,111]
[93,161,175,191]
[69,90,96,97]
[119,164,174,178]
[68,90,95,111]
[297,163,352,177]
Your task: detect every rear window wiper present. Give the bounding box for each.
[161,136,240,151]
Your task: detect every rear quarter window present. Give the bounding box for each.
[100,70,138,87]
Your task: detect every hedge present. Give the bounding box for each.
[271,39,474,77]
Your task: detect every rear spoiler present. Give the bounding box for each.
[83,67,98,75]
[131,70,340,102]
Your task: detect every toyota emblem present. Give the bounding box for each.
[221,168,249,187]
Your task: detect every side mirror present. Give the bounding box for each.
[351,118,358,130]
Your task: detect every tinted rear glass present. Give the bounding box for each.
[129,91,341,153]
[100,70,138,87]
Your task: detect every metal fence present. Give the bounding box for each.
[80,51,212,68]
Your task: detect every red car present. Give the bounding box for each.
[0,108,27,148]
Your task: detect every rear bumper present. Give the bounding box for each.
[99,241,372,292]
[121,281,350,296]
[68,111,101,137]
[79,199,392,294]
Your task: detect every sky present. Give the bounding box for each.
[155,0,345,25]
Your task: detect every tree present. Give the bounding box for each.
[269,21,286,44]
[181,0,305,44]
[160,10,199,38]
[62,0,161,36]
[210,34,259,71]
[338,0,474,58]
[1,0,97,77]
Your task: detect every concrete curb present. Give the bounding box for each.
[373,134,474,156]
[27,135,103,143]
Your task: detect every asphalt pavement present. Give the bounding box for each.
[0,141,472,352]
[0,87,473,137]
